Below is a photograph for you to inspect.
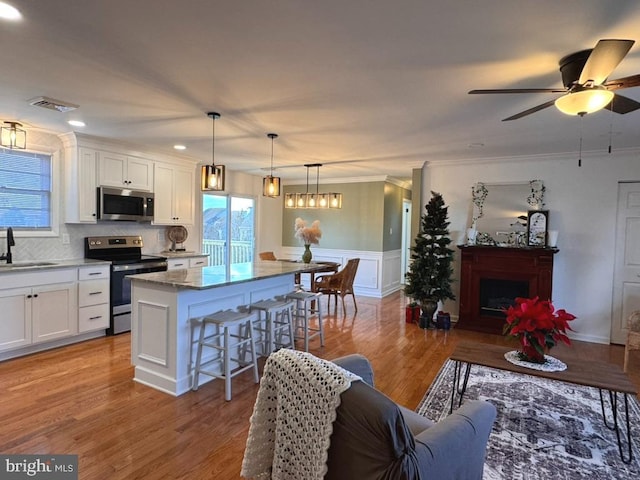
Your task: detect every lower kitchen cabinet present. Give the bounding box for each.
[31,282,77,343]
[0,281,77,351]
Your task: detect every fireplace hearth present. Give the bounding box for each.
[457,246,558,334]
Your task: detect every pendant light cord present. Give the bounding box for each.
[578,113,584,167]
[211,114,216,167]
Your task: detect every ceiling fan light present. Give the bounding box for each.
[554,88,614,116]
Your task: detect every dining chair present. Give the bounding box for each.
[314,258,360,313]
[259,251,277,261]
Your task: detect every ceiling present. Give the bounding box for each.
[2,1,640,183]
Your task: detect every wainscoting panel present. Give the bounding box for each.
[279,247,403,298]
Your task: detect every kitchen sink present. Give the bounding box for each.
[0,261,58,270]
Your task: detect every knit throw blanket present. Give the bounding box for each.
[241,349,361,480]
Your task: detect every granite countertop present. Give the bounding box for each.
[0,258,110,273]
[159,251,208,258]
[129,260,327,290]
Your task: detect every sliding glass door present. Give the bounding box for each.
[202,194,255,269]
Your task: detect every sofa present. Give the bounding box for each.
[326,354,496,480]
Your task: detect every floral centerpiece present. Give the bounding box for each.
[294,217,322,263]
[503,296,576,363]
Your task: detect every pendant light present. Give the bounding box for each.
[284,163,342,209]
[262,133,281,197]
[201,112,225,191]
[1,121,26,149]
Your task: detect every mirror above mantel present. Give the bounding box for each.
[471,180,545,246]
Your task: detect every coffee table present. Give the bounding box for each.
[449,342,638,463]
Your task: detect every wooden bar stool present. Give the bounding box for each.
[191,309,260,401]
[285,290,325,352]
[249,299,296,354]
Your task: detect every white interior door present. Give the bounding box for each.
[401,200,412,284]
[611,182,640,344]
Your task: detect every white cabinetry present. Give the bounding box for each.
[166,255,209,270]
[78,265,110,333]
[0,287,31,351]
[99,152,153,191]
[153,163,195,225]
[31,282,77,343]
[0,269,78,352]
[62,137,99,223]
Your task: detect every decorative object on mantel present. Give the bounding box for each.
[201,112,225,191]
[284,164,342,209]
[527,210,549,247]
[503,296,576,364]
[527,179,545,209]
[404,191,455,329]
[294,217,322,263]
[471,182,488,225]
[262,133,281,197]
[1,121,26,149]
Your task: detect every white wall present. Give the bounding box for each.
[425,148,640,344]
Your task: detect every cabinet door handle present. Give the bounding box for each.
[88,272,102,276]
[89,291,103,295]
[27,294,32,299]
[33,294,38,298]
[89,316,103,320]
[174,263,185,267]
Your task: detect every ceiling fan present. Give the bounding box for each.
[469,39,640,121]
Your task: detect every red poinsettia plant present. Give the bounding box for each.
[503,296,576,363]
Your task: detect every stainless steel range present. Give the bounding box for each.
[84,236,167,334]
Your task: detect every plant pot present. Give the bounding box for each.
[419,300,438,329]
[518,344,548,363]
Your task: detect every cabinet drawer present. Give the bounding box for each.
[167,259,189,270]
[79,266,110,281]
[78,279,110,307]
[79,304,110,332]
[189,257,208,268]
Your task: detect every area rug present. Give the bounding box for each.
[416,359,640,479]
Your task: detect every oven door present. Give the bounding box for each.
[110,261,167,334]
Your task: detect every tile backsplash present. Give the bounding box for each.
[10,223,198,262]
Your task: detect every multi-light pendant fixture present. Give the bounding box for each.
[284,163,342,209]
[1,121,26,149]
[201,111,225,191]
[262,133,281,197]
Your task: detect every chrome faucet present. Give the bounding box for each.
[0,227,15,264]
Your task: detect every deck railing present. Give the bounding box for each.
[202,239,254,266]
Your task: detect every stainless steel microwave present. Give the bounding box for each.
[97,186,154,222]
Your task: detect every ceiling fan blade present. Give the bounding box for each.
[603,74,640,91]
[469,88,566,94]
[502,99,557,121]
[605,93,640,114]
[579,39,634,85]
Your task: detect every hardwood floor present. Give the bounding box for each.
[1,291,638,479]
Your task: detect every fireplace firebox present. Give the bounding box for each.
[457,245,558,334]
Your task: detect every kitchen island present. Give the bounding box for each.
[129,261,326,396]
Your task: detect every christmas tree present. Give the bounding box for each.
[404,191,455,326]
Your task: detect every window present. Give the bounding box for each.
[202,193,255,268]
[0,148,52,230]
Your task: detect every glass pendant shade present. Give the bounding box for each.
[201,111,225,191]
[1,121,26,149]
[328,192,343,209]
[263,175,281,197]
[554,88,614,116]
[201,164,225,191]
[284,193,296,208]
[262,133,281,197]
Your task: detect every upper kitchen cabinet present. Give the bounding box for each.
[61,134,99,223]
[153,163,195,225]
[99,152,153,191]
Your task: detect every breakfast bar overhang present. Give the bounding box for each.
[129,261,325,396]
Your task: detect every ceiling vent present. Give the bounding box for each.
[28,96,79,113]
